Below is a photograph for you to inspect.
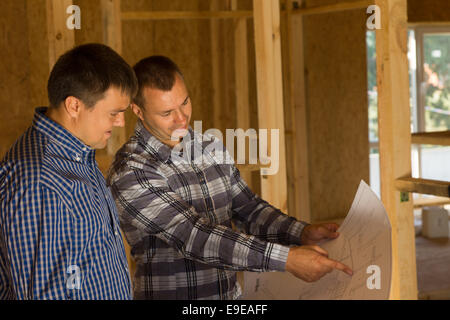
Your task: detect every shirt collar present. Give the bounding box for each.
[134,120,198,164]
[33,107,95,163]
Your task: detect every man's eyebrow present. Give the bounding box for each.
[114,104,130,112]
[160,97,189,112]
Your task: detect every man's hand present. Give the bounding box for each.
[300,223,340,245]
[285,246,353,282]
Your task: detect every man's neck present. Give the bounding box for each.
[141,121,182,149]
[45,107,79,141]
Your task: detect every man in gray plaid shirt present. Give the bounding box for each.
[107,56,352,300]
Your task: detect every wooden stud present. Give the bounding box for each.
[376,0,418,299]
[102,0,122,54]
[231,0,253,187]
[283,0,310,222]
[100,0,136,281]
[101,0,126,157]
[210,0,223,133]
[252,0,288,213]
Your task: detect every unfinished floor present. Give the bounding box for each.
[415,218,450,300]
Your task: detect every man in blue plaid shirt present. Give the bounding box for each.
[107,56,352,300]
[0,43,137,299]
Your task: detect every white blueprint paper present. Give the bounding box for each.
[243,180,392,300]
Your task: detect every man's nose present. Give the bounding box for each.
[175,109,187,123]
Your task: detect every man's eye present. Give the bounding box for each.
[162,112,171,117]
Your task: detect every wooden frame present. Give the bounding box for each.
[101,0,125,157]
[282,0,310,222]
[252,0,288,213]
[396,177,450,198]
[96,0,450,300]
[376,0,418,299]
[412,131,450,146]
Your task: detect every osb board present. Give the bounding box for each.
[0,0,48,158]
[407,0,450,23]
[73,0,103,44]
[26,0,50,109]
[304,9,370,221]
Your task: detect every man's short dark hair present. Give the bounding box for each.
[132,56,184,108]
[47,43,138,108]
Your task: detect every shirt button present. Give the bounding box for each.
[82,147,87,151]
[114,231,119,236]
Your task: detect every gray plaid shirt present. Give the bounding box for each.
[107,120,308,300]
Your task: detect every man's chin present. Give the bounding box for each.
[91,140,108,150]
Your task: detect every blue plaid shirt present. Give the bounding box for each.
[0,107,132,300]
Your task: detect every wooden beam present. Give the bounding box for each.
[292,0,373,16]
[283,0,310,222]
[396,177,450,198]
[376,0,418,299]
[231,0,253,187]
[46,0,75,70]
[121,11,253,21]
[253,0,288,213]
[100,0,135,280]
[101,0,126,157]
[413,196,450,209]
[411,131,450,146]
[210,1,223,133]
[102,0,122,54]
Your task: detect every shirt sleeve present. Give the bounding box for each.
[0,182,69,300]
[229,165,309,246]
[109,163,290,273]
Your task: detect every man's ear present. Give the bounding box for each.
[131,103,144,121]
[64,96,82,119]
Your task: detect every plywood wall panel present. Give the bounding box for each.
[408,0,450,22]
[73,0,103,44]
[0,0,48,157]
[26,0,50,110]
[304,9,370,222]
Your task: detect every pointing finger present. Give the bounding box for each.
[323,258,353,276]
